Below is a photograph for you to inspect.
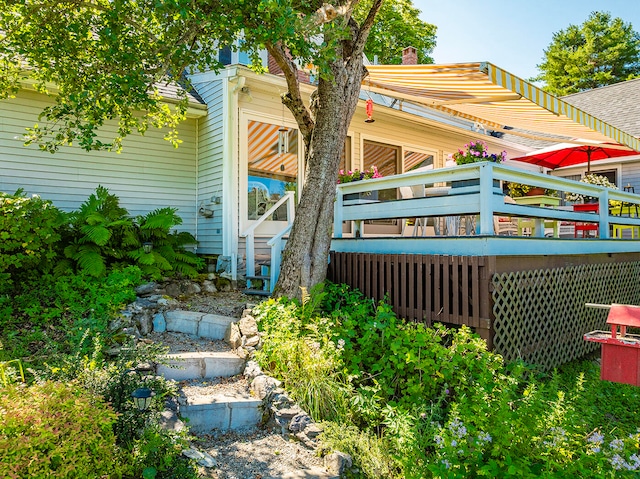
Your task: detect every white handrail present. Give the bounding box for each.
[333,162,640,239]
[239,191,295,290]
[266,224,293,292]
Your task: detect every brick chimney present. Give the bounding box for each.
[268,51,311,83]
[268,52,284,75]
[402,46,418,65]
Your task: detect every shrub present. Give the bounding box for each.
[0,381,130,478]
[0,189,65,287]
[36,333,197,478]
[0,267,141,364]
[320,422,401,478]
[57,185,136,277]
[57,186,203,279]
[133,207,203,280]
[132,425,199,479]
[253,296,352,421]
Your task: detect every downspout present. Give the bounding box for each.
[225,72,243,281]
[194,117,199,249]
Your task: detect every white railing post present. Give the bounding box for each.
[240,191,295,292]
[334,185,344,239]
[267,224,292,292]
[245,232,255,286]
[478,163,495,234]
[599,189,610,239]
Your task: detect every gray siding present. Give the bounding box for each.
[193,79,225,254]
[622,161,640,192]
[0,89,198,237]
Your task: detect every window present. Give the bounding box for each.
[339,137,351,173]
[219,46,232,65]
[363,140,400,230]
[405,150,434,172]
[364,140,399,179]
[593,169,617,186]
[247,120,298,221]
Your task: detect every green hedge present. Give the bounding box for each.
[0,381,130,478]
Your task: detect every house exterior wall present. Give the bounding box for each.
[622,161,640,192]
[193,78,226,255]
[0,89,200,239]
[206,67,531,275]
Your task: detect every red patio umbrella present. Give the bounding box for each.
[510,142,639,172]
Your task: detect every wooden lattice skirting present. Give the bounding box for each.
[492,261,640,370]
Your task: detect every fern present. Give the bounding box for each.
[80,223,112,246]
[61,187,203,279]
[72,245,107,277]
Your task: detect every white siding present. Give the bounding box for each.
[622,161,640,192]
[193,79,225,254]
[0,90,198,237]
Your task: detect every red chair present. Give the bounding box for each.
[573,203,599,237]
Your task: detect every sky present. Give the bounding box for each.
[412,0,640,81]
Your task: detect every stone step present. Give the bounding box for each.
[157,351,245,381]
[158,311,236,340]
[178,392,262,433]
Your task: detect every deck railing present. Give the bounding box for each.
[240,191,295,291]
[333,162,640,239]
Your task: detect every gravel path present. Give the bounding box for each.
[153,291,334,478]
[193,428,329,479]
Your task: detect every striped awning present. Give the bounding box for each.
[364,62,640,152]
[248,120,298,178]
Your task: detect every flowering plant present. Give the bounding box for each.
[566,173,617,203]
[507,182,557,198]
[452,140,507,165]
[337,166,382,183]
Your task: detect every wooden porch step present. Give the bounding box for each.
[243,288,271,297]
[246,275,270,281]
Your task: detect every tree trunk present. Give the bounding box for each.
[273,60,365,299]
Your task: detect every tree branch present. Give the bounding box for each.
[265,42,315,147]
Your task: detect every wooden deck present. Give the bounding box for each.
[329,163,640,369]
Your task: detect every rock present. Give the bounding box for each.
[239,316,259,337]
[122,326,140,338]
[242,308,253,318]
[202,280,217,293]
[289,413,312,433]
[134,297,157,310]
[109,317,124,331]
[137,311,153,335]
[215,278,232,292]
[324,452,352,476]
[275,407,301,420]
[135,282,157,296]
[164,283,182,298]
[158,410,185,432]
[303,423,323,439]
[244,360,263,380]
[236,347,249,360]
[251,375,282,400]
[182,448,217,468]
[245,334,260,348]
[184,282,201,295]
[225,322,242,349]
[207,273,216,280]
[153,313,167,333]
[157,297,170,306]
[165,280,202,297]
[270,392,295,408]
